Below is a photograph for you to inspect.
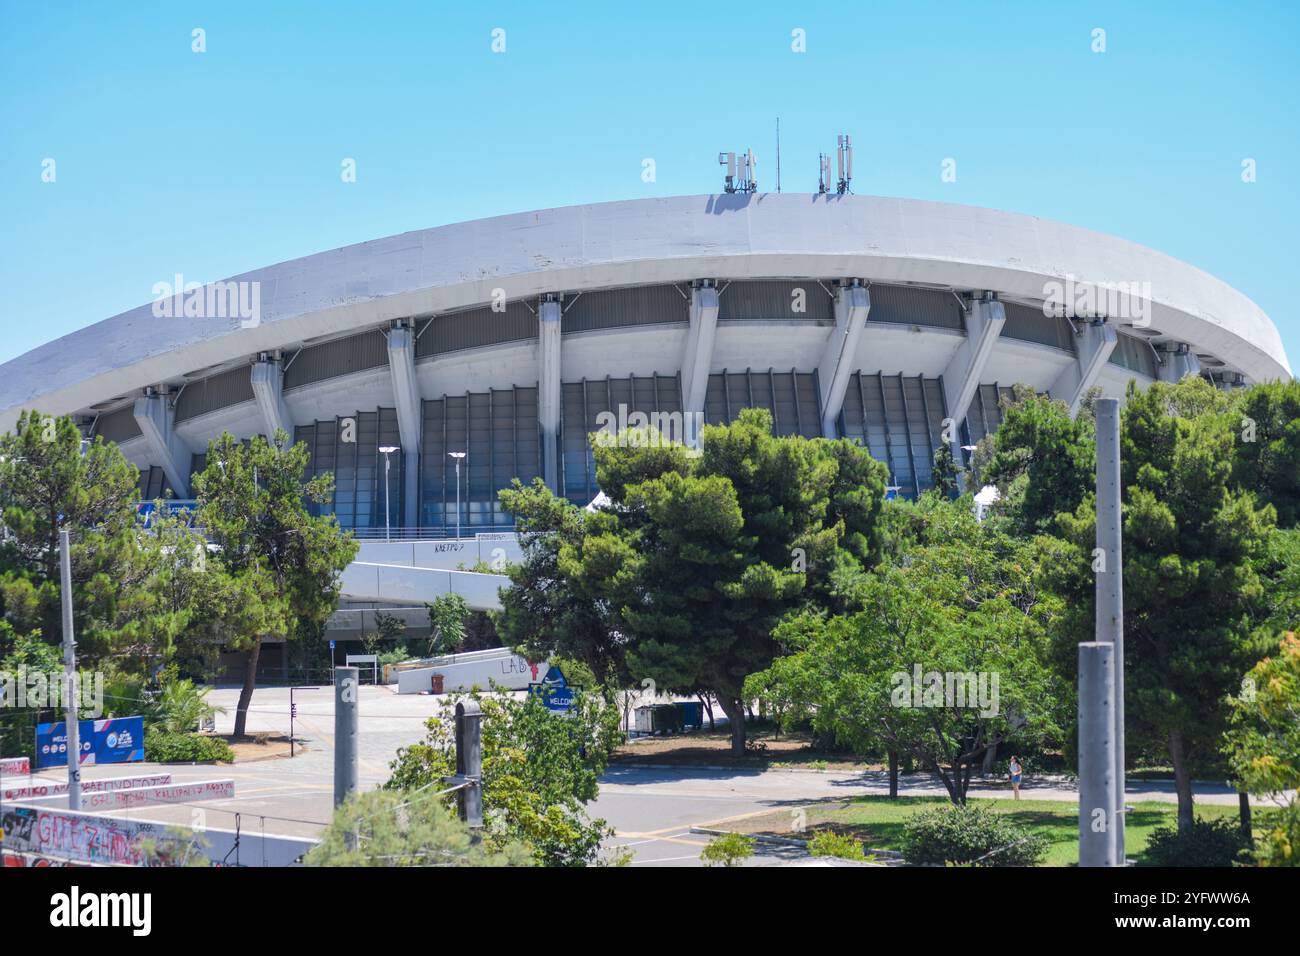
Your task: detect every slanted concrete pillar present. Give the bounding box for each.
[941,295,1005,468]
[386,324,423,528]
[818,283,871,437]
[133,389,191,498]
[680,284,720,418]
[1155,342,1202,383]
[250,357,293,441]
[1051,319,1118,415]
[538,297,562,492]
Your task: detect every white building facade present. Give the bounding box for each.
[0,193,1289,536]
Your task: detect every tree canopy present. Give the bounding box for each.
[191,430,357,736]
[498,408,889,753]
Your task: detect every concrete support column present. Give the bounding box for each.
[818,283,871,437]
[538,297,562,492]
[940,295,1005,469]
[333,666,359,808]
[1078,641,1118,867]
[1155,342,1202,383]
[680,284,720,418]
[386,325,423,528]
[250,357,293,441]
[133,389,191,498]
[1051,319,1118,415]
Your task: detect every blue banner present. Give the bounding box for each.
[35,717,145,768]
[93,717,145,764]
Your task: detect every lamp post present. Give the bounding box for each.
[379,445,399,541]
[448,452,466,539]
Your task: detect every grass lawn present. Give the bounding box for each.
[725,795,1241,866]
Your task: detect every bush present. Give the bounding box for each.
[145,729,234,764]
[902,804,1048,867]
[808,830,867,861]
[700,832,755,867]
[1144,818,1250,867]
[1251,800,1299,867]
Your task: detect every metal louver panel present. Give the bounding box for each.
[561,286,687,333]
[284,332,389,390]
[174,365,255,422]
[1002,302,1076,352]
[416,303,536,357]
[867,283,963,330]
[718,281,833,324]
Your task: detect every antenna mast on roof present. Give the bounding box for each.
[836,134,853,194]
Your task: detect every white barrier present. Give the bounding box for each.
[74,779,234,812]
[0,801,315,866]
[395,647,542,695]
[3,773,172,802]
[0,756,30,775]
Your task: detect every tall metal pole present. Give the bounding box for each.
[383,452,391,542]
[333,666,358,808]
[59,528,81,812]
[455,457,462,540]
[1095,398,1126,862]
[1078,642,1117,866]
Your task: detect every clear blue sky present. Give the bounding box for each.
[2,1,1296,369]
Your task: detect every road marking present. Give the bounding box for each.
[630,854,703,864]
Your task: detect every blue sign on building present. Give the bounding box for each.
[35,716,145,768]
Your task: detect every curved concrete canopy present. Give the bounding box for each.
[0,193,1289,431]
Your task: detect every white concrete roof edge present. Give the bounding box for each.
[0,193,1288,432]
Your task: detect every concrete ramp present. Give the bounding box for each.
[338,561,508,611]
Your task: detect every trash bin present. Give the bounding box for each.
[431,673,445,694]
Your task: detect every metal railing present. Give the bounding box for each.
[135,503,515,542]
[349,525,516,541]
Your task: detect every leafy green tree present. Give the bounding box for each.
[511,409,886,755]
[1250,527,1300,637]
[758,497,1065,804]
[931,444,960,499]
[1233,379,1300,528]
[1052,378,1274,832]
[426,593,469,656]
[0,411,201,670]
[385,691,622,866]
[496,479,634,685]
[1223,632,1300,866]
[191,431,357,737]
[982,388,1094,534]
[306,790,533,867]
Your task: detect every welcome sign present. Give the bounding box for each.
[35,717,145,769]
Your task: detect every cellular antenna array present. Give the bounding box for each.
[817,134,854,194]
[718,149,758,194]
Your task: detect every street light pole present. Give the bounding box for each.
[379,445,399,541]
[59,528,81,811]
[1095,398,1127,863]
[448,451,466,540]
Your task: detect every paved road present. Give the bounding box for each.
[592,765,1288,867]
[8,684,1285,866]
